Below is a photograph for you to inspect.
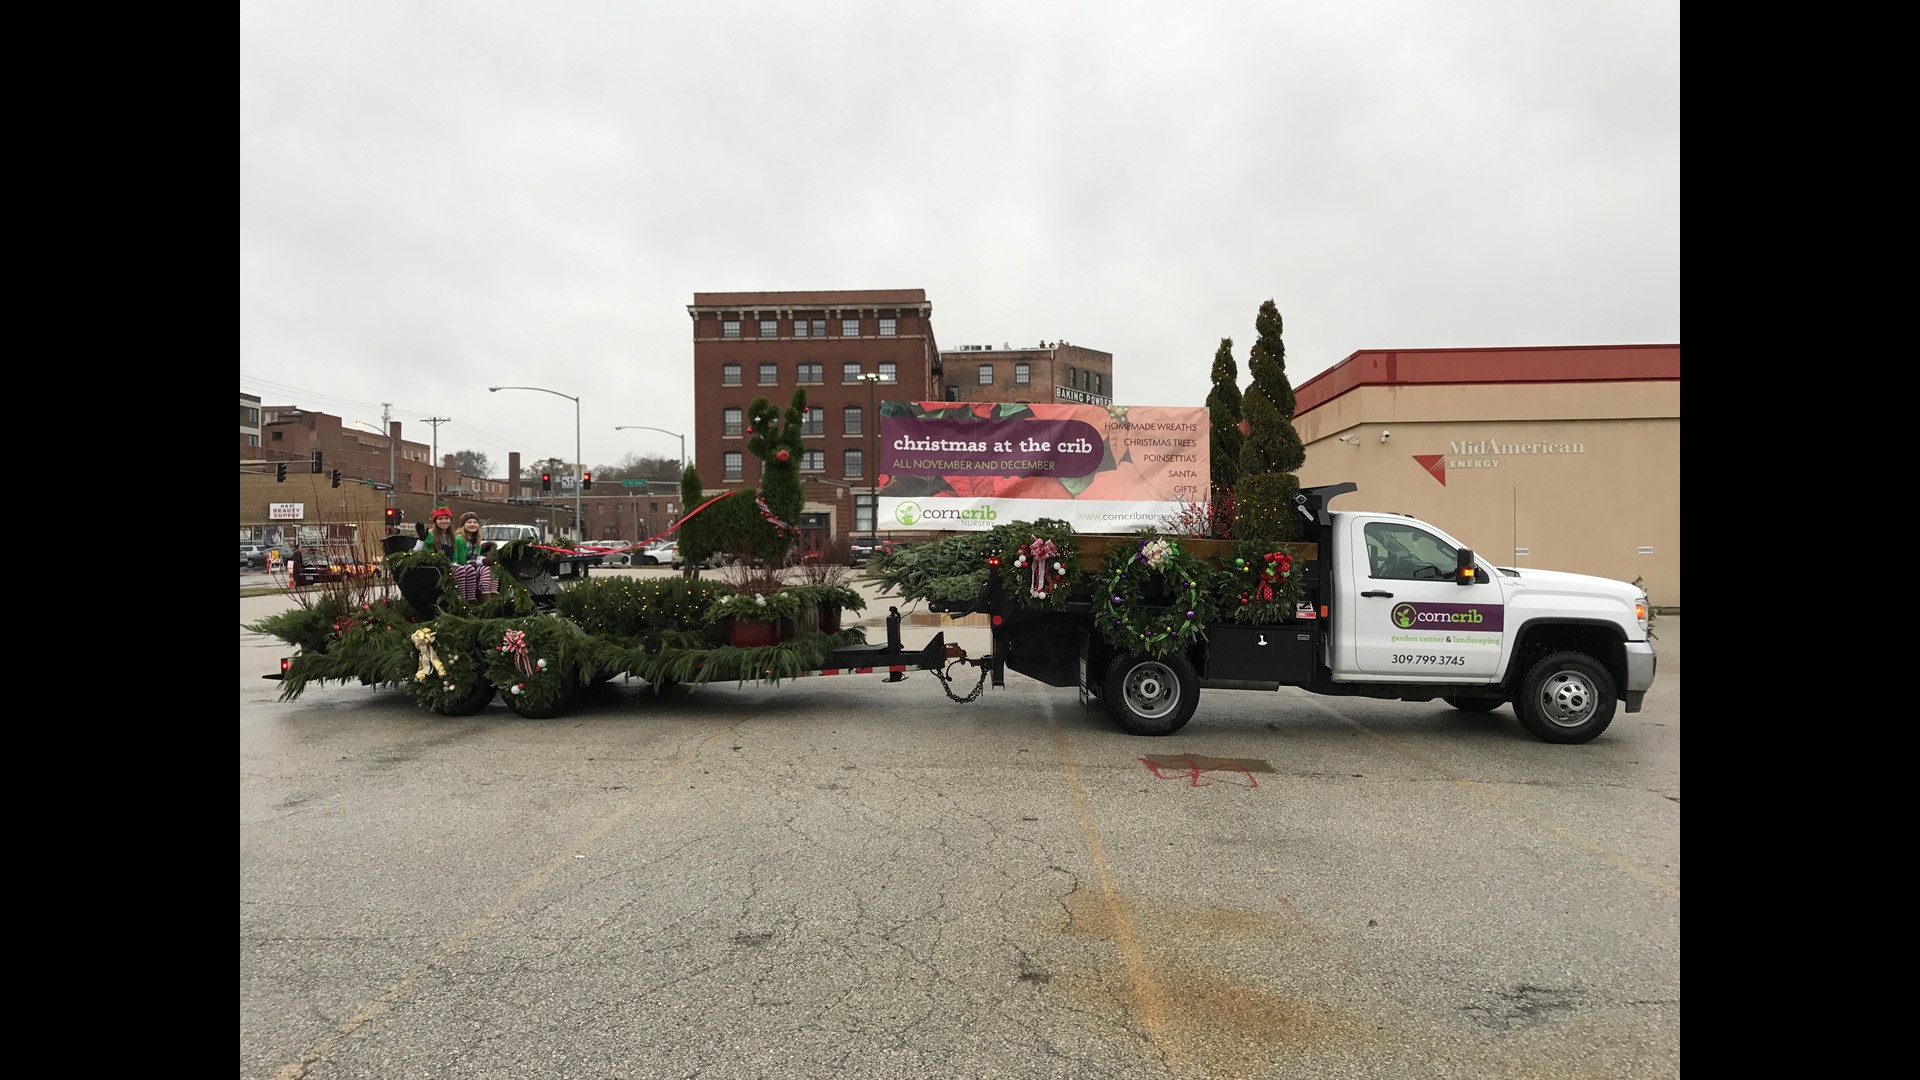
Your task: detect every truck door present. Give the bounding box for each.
[1342,518,1505,681]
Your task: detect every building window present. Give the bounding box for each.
[724,452,743,481]
[797,362,824,385]
[271,430,283,441]
[878,361,896,383]
[243,406,260,425]
[722,363,741,386]
[844,449,863,478]
[722,319,740,339]
[978,364,993,385]
[855,493,875,534]
[841,317,860,337]
[722,407,743,437]
[759,319,778,338]
[879,317,896,337]
[801,407,824,436]
[944,385,959,401]
[759,362,778,385]
[245,434,260,447]
[1093,373,1103,395]
[811,318,826,337]
[1015,362,1030,385]
[794,319,810,339]
[800,450,824,471]
[842,360,862,383]
[843,405,862,435]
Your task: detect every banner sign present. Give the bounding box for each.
[268,503,305,520]
[877,402,1208,532]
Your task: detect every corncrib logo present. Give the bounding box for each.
[895,501,997,526]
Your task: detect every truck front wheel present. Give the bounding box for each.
[1102,653,1199,736]
[1514,651,1616,744]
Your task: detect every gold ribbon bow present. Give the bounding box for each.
[411,626,447,682]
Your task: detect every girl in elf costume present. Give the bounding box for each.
[415,505,458,561]
[454,512,487,564]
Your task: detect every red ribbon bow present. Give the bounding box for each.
[1026,538,1059,597]
[501,629,533,676]
[1253,551,1293,603]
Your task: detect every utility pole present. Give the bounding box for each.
[381,403,396,509]
[422,416,452,498]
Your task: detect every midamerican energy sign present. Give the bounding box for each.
[1414,435,1586,486]
[878,402,1208,531]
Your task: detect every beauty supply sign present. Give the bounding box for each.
[877,402,1208,531]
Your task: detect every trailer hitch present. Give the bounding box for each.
[931,656,989,703]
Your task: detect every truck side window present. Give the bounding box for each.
[1365,522,1457,581]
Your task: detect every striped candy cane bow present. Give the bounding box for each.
[500,629,533,676]
[1027,538,1059,598]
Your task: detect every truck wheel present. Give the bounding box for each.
[1514,651,1616,744]
[1444,696,1504,714]
[1102,653,1199,736]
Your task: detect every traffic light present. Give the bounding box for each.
[330,469,342,488]
[276,463,287,483]
[384,507,399,531]
[311,451,323,474]
[582,472,592,490]
[541,472,552,492]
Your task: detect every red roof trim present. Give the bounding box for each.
[1292,345,1680,416]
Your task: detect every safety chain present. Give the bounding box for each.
[932,659,989,703]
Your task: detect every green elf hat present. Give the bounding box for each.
[431,504,454,523]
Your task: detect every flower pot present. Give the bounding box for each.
[727,617,781,648]
[817,604,841,634]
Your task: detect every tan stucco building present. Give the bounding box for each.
[1291,344,1679,609]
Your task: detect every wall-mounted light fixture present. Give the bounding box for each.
[1336,434,1360,445]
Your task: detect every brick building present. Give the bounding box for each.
[688,289,942,540]
[937,341,1113,406]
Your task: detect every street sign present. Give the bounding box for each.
[621,479,648,487]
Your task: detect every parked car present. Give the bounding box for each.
[580,540,634,566]
[847,537,906,566]
[241,543,268,569]
[640,540,678,566]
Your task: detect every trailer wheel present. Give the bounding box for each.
[1514,651,1616,744]
[1444,695,1504,714]
[430,672,497,716]
[1102,653,1199,736]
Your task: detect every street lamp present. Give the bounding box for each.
[615,424,688,545]
[490,385,582,542]
[613,425,687,472]
[856,371,893,537]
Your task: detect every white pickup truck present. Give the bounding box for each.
[954,483,1657,744]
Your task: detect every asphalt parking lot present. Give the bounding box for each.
[241,574,1679,1080]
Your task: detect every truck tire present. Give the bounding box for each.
[1102,653,1199,736]
[1444,696,1504,714]
[1514,651,1616,744]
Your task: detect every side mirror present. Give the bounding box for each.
[1456,548,1478,586]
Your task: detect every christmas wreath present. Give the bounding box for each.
[1217,540,1306,624]
[484,617,586,713]
[1095,530,1214,659]
[403,615,493,713]
[995,520,1079,611]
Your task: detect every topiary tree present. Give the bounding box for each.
[1234,299,1306,542]
[750,388,808,557]
[677,464,709,576]
[1205,336,1243,538]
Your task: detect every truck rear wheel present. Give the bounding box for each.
[1514,651,1616,744]
[1102,653,1199,736]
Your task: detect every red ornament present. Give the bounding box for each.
[776,448,790,462]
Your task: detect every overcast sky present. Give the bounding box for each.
[239,0,1679,477]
